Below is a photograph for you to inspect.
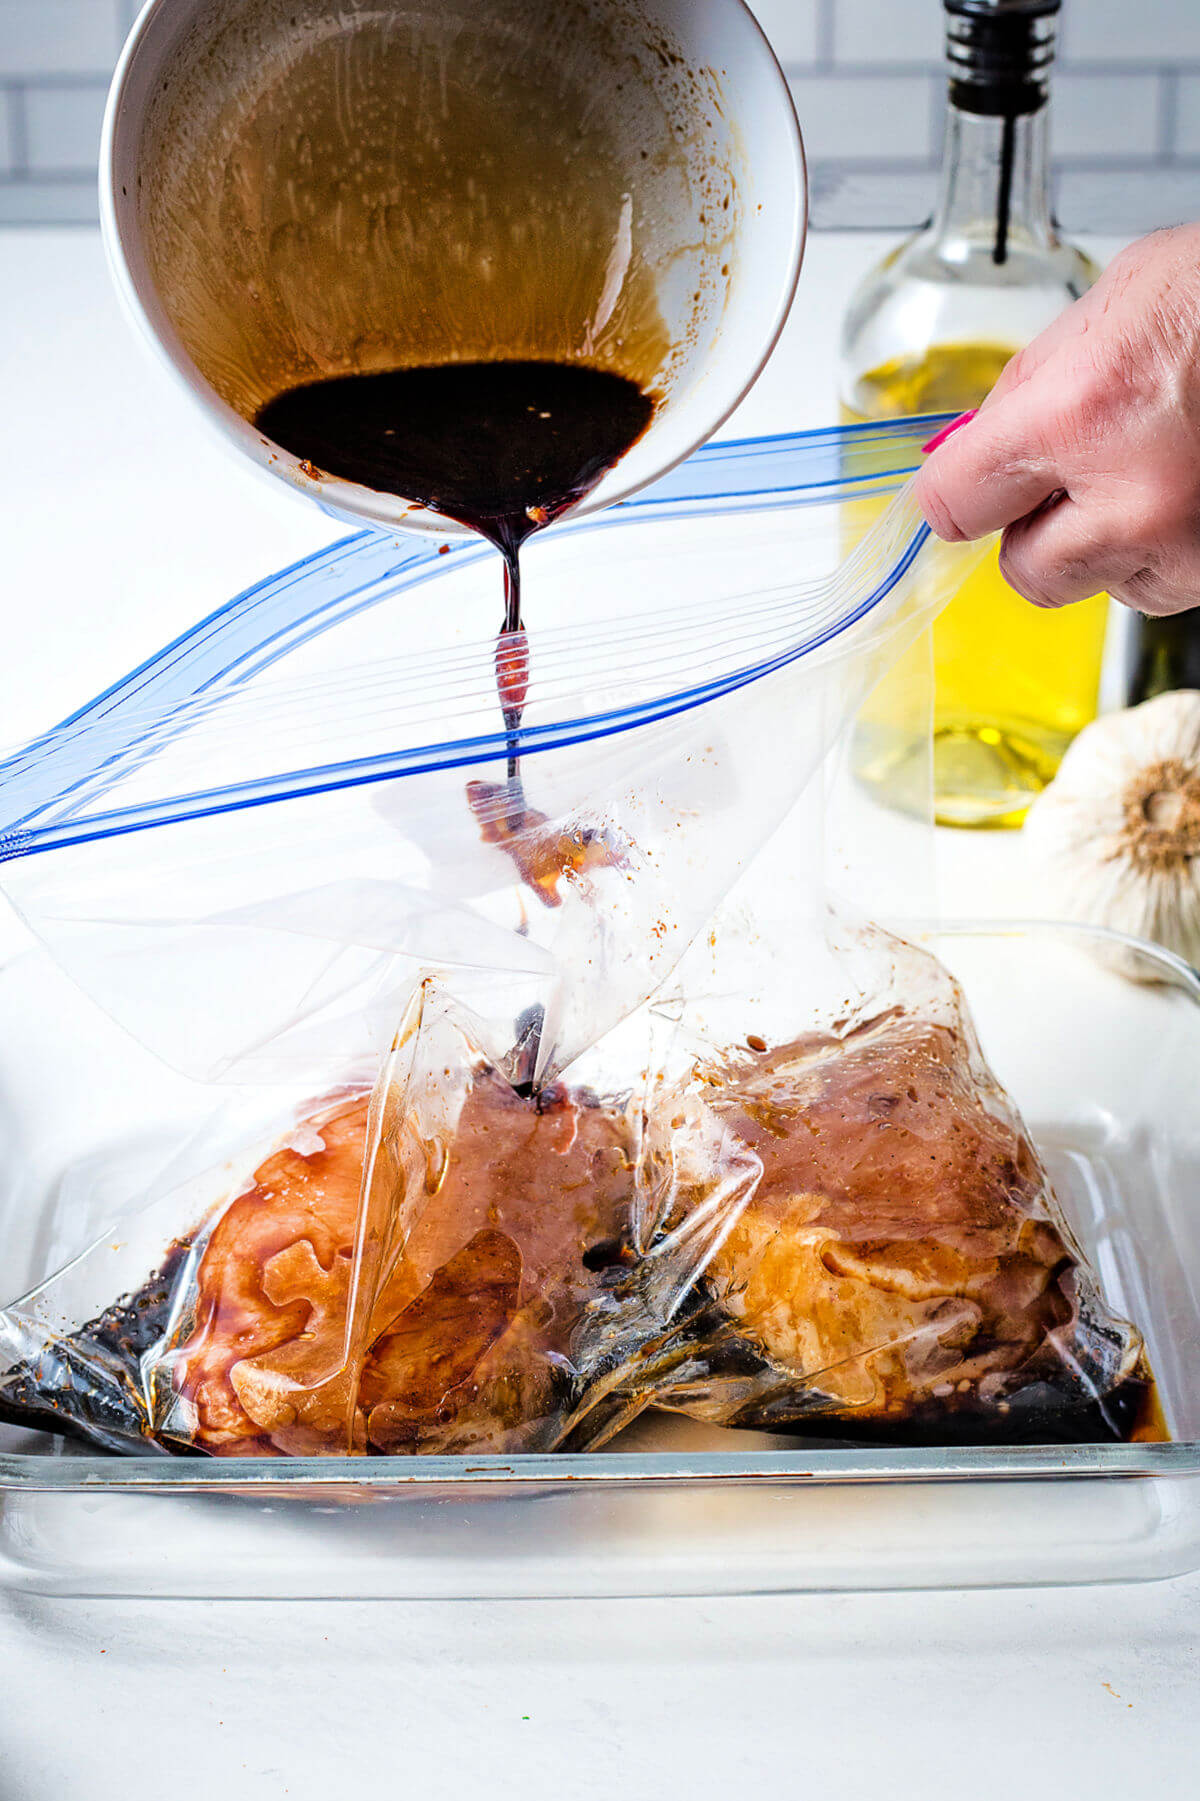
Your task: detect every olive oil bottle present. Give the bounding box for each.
[841,0,1106,827]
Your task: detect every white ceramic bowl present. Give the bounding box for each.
[101,0,807,535]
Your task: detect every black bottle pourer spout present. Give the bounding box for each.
[943,0,1060,266]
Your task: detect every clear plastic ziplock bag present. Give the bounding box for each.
[0,418,983,1088]
[0,979,651,1457]
[581,917,1150,1447]
[0,920,1151,1459]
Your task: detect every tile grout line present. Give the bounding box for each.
[1159,67,1180,163]
[5,80,28,178]
[807,153,1200,171]
[0,172,105,187]
[814,0,835,73]
[0,10,1197,227]
[929,59,946,169]
[784,61,1200,80]
[1056,58,1200,76]
[4,74,114,91]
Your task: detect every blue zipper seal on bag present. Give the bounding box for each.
[0,416,950,862]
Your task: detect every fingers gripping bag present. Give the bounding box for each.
[16,416,1151,1465]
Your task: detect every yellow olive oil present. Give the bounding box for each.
[845,342,1108,827]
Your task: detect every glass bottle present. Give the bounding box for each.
[1127,616,1200,705]
[841,0,1106,827]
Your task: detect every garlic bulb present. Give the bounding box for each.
[1023,691,1200,972]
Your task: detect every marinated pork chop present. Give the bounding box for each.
[642,1005,1146,1440]
[175,1074,634,1455]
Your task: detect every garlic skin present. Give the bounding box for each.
[1023,691,1200,972]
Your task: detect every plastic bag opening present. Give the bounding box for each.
[0,419,983,1089]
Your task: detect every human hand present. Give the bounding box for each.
[913,223,1200,616]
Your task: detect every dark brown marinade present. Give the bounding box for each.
[0,1241,201,1457]
[757,1376,1163,1447]
[256,359,655,635]
[0,1260,1166,1455]
[258,358,656,859]
[609,1292,1166,1447]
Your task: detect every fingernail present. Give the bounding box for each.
[921,410,978,454]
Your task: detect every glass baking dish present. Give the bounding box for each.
[0,919,1196,1598]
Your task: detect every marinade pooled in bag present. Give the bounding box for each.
[604,931,1152,1445]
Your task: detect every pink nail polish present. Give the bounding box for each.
[921,410,978,454]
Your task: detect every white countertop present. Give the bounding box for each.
[1,227,1197,1801]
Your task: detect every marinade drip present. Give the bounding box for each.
[256,358,655,897]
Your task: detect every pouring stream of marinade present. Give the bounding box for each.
[257,359,656,821]
[257,360,656,1091]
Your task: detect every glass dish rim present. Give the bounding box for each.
[2,917,1196,1495]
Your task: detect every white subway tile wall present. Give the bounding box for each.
[1177,75,1200,160]
[747,0,822,66]
[789,72,936,160]
[1059,0,1200,64]
[832,0,944,66]
[1052,73,1161,160]
[24,80,108,172]
[0,0,1197,228]
[0,1,124,77]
